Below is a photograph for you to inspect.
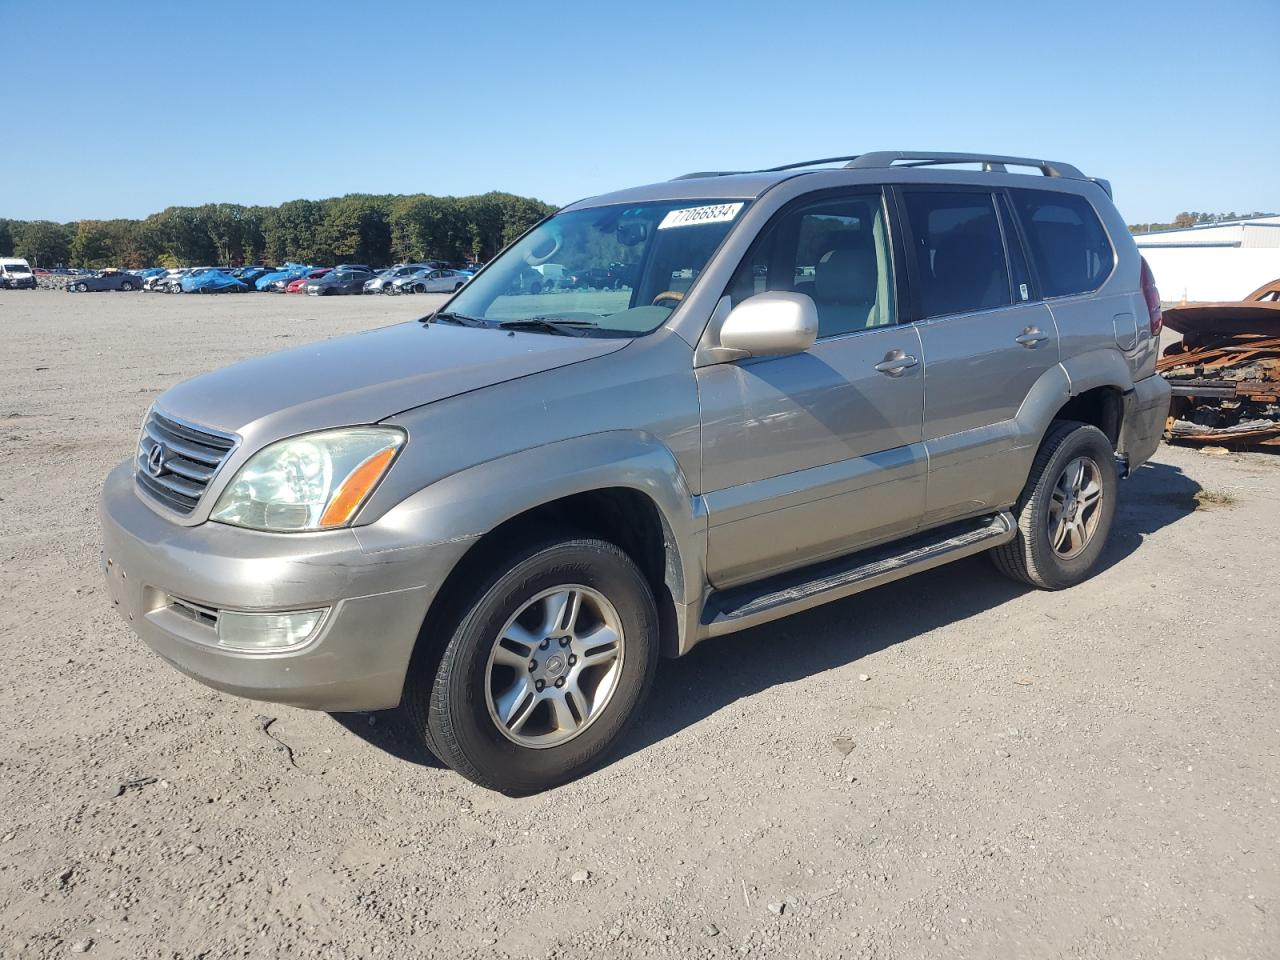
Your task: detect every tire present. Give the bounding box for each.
[76,282,88,292]
[120,280,133,291]
[453,282,463,291]
[990,420,1117,590]
[402,536,659,793]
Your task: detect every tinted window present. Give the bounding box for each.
[902,191,1010,319]
[1011,189,1113,298]
[727,192,896,338]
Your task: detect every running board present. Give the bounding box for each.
[700,512,1017,637]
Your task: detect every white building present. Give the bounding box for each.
[1132,215,1280,303]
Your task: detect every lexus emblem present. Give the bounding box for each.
[146,443,166,477]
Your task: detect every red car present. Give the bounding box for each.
[287,268,330,293]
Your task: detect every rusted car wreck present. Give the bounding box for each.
[1159,279,1280,447]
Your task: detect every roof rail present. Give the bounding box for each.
[673,156,867,180]
[673,152,1090,183]
[760,155,864,172]
[671,170,746,180]
[845,151,1085,180]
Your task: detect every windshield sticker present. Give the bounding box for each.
[658,202,745,230]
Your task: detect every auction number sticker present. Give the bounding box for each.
[658,202,745,230]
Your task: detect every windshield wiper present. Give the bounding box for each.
[498,317,598,336]
[427,311,488,327]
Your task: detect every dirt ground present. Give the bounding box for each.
[0,289,1277,960]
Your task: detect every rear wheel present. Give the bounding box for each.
[402,536,659,794]
[991,421,1117,590]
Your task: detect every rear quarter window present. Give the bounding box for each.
[1011,189,1114,298]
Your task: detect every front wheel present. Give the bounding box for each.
[120,280,133,291]
[76,282,88,292]
[990,420,1117,590]
[402,537,659,793]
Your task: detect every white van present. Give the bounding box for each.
[0,258,36,290]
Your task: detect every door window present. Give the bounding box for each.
[902,191,1011,319]
[1010,188,1114,298]
[726,192,896,338]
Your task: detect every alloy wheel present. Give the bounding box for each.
[1048,456,1103,559]
[484,585,624,749]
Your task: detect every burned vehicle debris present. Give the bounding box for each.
[1159,279,1280,447]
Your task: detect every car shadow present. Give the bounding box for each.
[331,457,1204,776]
[330,709,448,769]
[612,457,1204,766]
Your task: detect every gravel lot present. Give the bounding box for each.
[1,289,1277,960]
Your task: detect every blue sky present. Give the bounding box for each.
[8,0,1277,224]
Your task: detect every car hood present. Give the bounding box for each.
[155,320,631,443]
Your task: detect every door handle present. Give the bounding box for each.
[1015,327,1049,348]
[874,350,919,377]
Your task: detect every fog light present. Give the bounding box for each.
[216,609,327,652]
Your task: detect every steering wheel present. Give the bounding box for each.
[652,290,684,307]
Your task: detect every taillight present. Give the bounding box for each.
[1140,256,1162,336]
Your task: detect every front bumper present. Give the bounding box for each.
[100,462,475,711]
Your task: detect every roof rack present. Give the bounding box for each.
[846,151,1085,179]
[673,151,1087,183]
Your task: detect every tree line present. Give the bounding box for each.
[0,191,557,269]
[1127,210,1276,234]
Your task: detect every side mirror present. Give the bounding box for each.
[718,291,818,358]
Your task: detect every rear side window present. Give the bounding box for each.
[902,191,1010,319]
[1010,189,1114,298]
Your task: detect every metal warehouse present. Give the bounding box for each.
[1134,215,1280,303]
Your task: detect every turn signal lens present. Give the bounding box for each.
[319,446,399,527]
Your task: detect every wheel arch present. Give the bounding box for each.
[376,432,706,672]
[1017,350,1134,452]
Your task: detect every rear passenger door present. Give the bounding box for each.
[698,188,927,588]
[896,186,1058,526]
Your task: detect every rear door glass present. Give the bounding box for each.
[901,191,1012,319]
[1010,188,1114,298]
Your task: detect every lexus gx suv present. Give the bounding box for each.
[101,151,1171,793]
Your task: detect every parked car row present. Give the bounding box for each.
[136,261,484,295]
[0,260,486,295]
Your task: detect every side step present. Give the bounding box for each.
[700,512,1017,637]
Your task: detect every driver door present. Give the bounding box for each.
[697,188,927,588]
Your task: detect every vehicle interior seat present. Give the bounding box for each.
[807,230,881,336]
[926,230,1006,317]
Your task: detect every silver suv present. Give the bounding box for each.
[101,151,1171,793]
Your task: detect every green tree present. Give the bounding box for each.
[263,199,326,263]
[15,220,73,267]
[316,195,392,265]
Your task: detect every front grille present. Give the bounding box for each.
[136,410,238,514]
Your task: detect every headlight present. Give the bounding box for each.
[210,426,404,532]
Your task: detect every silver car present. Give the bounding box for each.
[363,265,430,294]
[101,151,1171,793]
[392,267,470,295]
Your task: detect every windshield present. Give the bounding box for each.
[440,199,748,336]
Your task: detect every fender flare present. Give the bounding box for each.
[1015,349,1134,452]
